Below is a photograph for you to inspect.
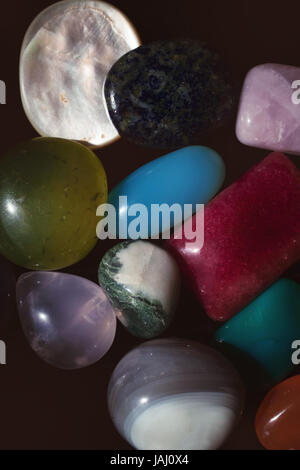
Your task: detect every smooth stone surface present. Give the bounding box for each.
[20,0,141,147]
[105,40,235,148]
[236,64,300,155]
[166,152,300,321]
[17,272,116,369]
[0,138,107,270]
[98,241,180,338]
[215,279,300,384]
[108,146,225,238]
[108,338,243,450]
[255,375,300,450]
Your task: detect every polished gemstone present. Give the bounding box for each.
[255,375,300,450]
[236,64,300,155]
[107,146,225,238]
[215,279,300,384]
[105,40,235,148]
[20,0,141,147]
[98,241,181,338]
[17,272,116,369]
[0,138,107,270]
[108,338,243,450]
[166,152,300,321]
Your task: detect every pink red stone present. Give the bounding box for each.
[166,152,300,321]
[236,63,300,155]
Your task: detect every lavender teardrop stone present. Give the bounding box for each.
[17,272,116,369]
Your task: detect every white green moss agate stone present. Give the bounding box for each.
[98,241,181,338]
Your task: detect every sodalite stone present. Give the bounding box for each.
[108,338,244,450]
[105,40,235,148]
[236,63,300,155]
[107,146,225,239]
[99,241,180,338]
[215,279,300,385]
[17,272,116,369]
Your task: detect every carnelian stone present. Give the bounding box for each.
[255,375,300,450]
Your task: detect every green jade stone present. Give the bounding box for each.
[98,241,181,339]
[215,279,300,386]
[0,138,107,270]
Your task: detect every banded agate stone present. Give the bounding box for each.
[108,338,243,450]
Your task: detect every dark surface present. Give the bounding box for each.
[105,40,234,148]
[0,0,300,450]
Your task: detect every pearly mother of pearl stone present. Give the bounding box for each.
[108,338,244,450]
[19,0,141,147]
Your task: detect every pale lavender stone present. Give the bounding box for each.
[17,272,116,370]
[236,63,300,155]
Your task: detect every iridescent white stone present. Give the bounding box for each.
[19,0,141,147]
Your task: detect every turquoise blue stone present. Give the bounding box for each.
[214,279,300,386]
[108,146,225,238]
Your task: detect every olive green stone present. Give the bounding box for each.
[0,138,107,270]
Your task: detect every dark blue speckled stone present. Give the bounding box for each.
[104,40,235,149]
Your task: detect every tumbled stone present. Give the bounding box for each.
[215,279,300,384]
[108,338,244,450]
[98,241,181,338]
[255,375,300,450]
[236,63,300,155]
[105,40,235,148]
[166,152,300,321]
[20,0,141,147]
[17,272,116,369]
[0,138,107,270]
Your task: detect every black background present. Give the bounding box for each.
[0,0,300,450]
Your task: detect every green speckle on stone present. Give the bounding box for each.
[98,241,179,339]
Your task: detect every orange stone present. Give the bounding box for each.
[255,375,300,450]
